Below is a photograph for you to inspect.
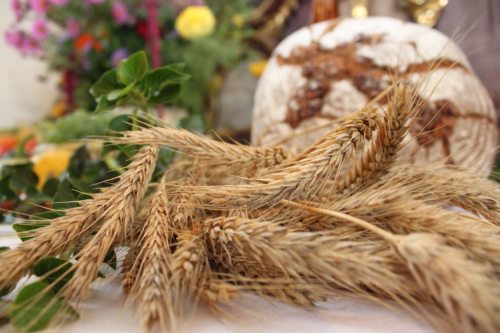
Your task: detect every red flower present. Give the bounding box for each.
[0,200,15,212]
[24,138,37,156]
[136,20,147,39]
[135,20,165,40]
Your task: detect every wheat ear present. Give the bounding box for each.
[65,145,159,300]
[337,84,421,193]
[283,200,500,333]
[314,185,500,271]
[107,125,289,174]
[203,217,427,309]
[128,176,173,331]
[0,146,156,291]
[167,230,209,330]
[381,164,500,224]
[175,100,381,210]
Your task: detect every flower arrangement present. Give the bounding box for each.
[5,0,254,116]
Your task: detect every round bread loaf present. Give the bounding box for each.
[251,17,497,176]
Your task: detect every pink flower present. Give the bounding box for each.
[21,37,42,55]
[66,18,80,38]
[5,30,24,49]
[49,0,69,5]
[112,1,132,25]
[29,0,49,15]
[11,0,24,21]
[5,29,42,55]
[31,18,49,40]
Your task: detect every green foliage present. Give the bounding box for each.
[9,281,78,332]
[91,51,190,113]
[38,111,115,144]
[33,257,74,292]
[117,51,149,84]
[52,178,77,210]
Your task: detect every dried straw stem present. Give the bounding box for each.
[65,145,159,300]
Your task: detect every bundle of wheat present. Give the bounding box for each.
[1,83,499,333]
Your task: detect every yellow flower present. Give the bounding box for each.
[175,6,216,39]
[33,148,73,189]
[231,15,244,27]
[249,60,268,77]
[51,100,66,118]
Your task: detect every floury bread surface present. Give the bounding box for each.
[251,17,497,176]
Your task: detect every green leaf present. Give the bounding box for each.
[5,164,38,192]
[164,62,186,72]
[42,179,59,198]
[106,82,135,101]
[13,221,49,242]
[90,69,120,98]
[33,257,73,292]
[148,84,181,106]
[179,112,206,133]
[117,51,149,85]
[53,179,77,210]
[9,281,78,332]
[95,96,116,113]
[143,66,190,92]
[0,176,16,200]
[33,211,64,220]
[108,115,132,132]
[67,146,90,179]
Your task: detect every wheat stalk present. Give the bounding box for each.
[283,200,500,333]
[65,145,159,300]
[107,125,289,174]
[379,164,500,224]
[174,101,381,210]
[0,146,157,291]
[128,175,173,331]
[310,184,500,272]
[203,216,432,311]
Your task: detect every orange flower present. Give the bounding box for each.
[33,148,73,189]
[249,60,268,77]
[74,33,93,52]
[0,135,17,156]
[74,33,102,53]
[51,100,66,118]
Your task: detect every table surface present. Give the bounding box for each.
[0,226,432,333]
